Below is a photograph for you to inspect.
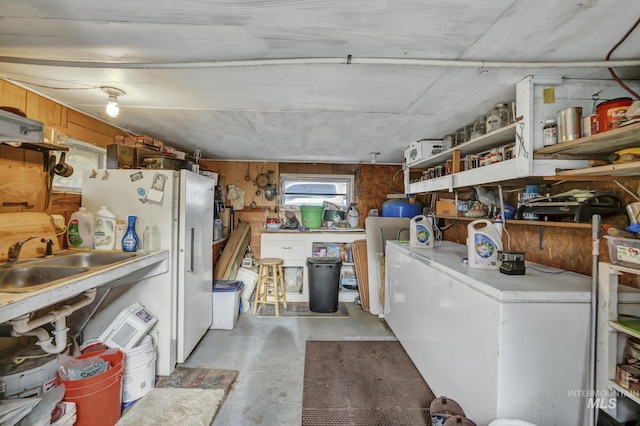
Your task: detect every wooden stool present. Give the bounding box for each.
[253,257,287,316]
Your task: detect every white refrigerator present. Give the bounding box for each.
[81,168,214,376]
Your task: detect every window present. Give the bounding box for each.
[280,174,353,208]
[52,138,106,193]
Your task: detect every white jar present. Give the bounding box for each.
[94,206,117,250]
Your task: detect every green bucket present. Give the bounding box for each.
[300,206,323,229]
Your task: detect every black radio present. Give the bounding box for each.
[498,251,526,275]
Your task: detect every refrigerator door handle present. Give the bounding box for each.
[187,227,195,272]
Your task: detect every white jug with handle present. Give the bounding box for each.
[410,215,435,248]
[467,219,503,269]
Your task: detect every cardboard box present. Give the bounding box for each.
[436,200,463,217]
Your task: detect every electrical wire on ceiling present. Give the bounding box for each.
[605,17,640,99]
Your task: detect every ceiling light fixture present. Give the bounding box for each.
[369,152,380,164]
[101,86,125,117]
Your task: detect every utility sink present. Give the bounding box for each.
[0,250,138,293]
[0,266,89,293]
[39,252,136,268]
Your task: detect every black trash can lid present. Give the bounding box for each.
[306,257,342,265]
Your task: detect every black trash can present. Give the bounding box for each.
[306,257,342,313]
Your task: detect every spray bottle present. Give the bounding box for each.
[494,214,504,238]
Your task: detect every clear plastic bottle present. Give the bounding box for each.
[67,207,95,249]
[143,225,161,252]
[94,206,117,251]
[122,215,140,252]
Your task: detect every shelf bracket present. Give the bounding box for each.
[539,226,544,250]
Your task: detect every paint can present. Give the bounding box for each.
[557,107,582,142]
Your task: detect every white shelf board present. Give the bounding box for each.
[408,123,517,169]
[609,380,640,405]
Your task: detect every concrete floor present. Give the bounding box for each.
[181,302,397,425]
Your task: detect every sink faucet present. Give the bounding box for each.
[41,238,54,257]
[8,235,37,262]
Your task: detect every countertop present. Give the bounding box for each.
[263,227,365,233]
[387,240,593,303]
[0,250,169,324]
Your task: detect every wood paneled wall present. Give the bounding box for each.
[199,161,405,230]
[0,79,125,217]
[1,79,126,249]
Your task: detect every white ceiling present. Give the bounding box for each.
[0,0,638,164]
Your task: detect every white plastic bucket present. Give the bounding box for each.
[488,419,538,426]
[121,335,156,403]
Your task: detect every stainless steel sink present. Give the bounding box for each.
[39,252,136,267]
[0,266,89,293]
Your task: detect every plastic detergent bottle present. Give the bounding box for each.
[122,215,140,252]
[467,219,503,270]
[347,203,360,228]
[67,207,95,249]
[410,215,435,248]
[94,206,117,250]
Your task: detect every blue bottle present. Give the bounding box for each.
[122,215,139,252]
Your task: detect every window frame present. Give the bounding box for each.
[51,138,106,193]
[279,173,354,209]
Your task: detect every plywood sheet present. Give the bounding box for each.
[0,166,44,207]
[213,222,250,280]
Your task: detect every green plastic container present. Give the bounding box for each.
[300,206,323,229]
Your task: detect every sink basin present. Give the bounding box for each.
[0,266,89,293]
[39,252,136,268]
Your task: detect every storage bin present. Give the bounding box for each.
[605,235,640,268]
[211,280,244,330]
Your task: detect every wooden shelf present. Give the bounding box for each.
[438,215,591,228]
[610,319,640,340]
[535,123,640,156]
[557,161,640,177]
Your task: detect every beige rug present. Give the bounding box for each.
[116,388,225,425]
[117,367,238,425]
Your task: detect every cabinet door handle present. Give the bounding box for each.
[282,246,292,249]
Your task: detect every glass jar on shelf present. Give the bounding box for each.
[486,103,510,132]
[471,116,487,139]
[455,128,465,146]
[463,123,474,142]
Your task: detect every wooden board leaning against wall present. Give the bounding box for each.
[0,79,126,251]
